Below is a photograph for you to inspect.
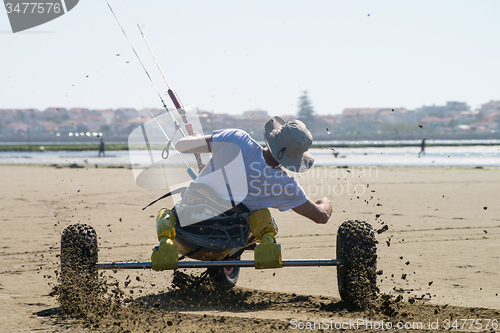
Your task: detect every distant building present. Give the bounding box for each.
[68,108,90,120]
[342,107,410,125]
[95,109,114,125]
[480,100,500,115]
[474,112,500,132]
[0,99,499,141]
[455,110,480,125]
[419,116,451,126]
[415,101,470,119]
[36,120,58,132]
[342,108,379,121]
[41,107,68,121]
[58,120,77,133]
[114,108,139,121]
[242,110,269,119]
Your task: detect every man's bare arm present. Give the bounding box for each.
[292,197,332,224]
[175,134,212,154]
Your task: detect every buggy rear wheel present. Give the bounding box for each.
[336,220,377,309]
[208,258,240,289]
[59,224,98,313]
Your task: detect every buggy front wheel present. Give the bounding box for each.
[336,220,377,309]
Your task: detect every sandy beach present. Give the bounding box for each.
[1,164,499,332]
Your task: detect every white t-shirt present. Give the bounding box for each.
[195,129,307,212]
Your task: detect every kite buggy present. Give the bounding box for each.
[59,2,378,311]
[60,216,377,308]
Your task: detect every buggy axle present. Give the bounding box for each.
[61,220,377,308]
[96,259,340,270]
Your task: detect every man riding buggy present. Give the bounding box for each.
[151,116,333,277]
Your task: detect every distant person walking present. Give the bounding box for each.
[419,138,426,156]
[98,138,105,157]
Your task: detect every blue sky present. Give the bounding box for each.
[1,1,499,115]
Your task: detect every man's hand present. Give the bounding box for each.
[292,197,332,224]
[314,197,332,224]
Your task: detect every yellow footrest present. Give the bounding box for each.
[254,234,283,269]
[151,241,178,271]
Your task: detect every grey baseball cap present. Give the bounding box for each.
[264,116,315,172]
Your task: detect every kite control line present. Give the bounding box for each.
[137,25,204,172]
[106,1,200,180]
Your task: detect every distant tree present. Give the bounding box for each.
[297,91,316,125]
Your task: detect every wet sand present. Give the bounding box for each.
[0,164,499,332]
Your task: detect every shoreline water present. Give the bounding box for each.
[0,145,499,167]
[2,138,500,151]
